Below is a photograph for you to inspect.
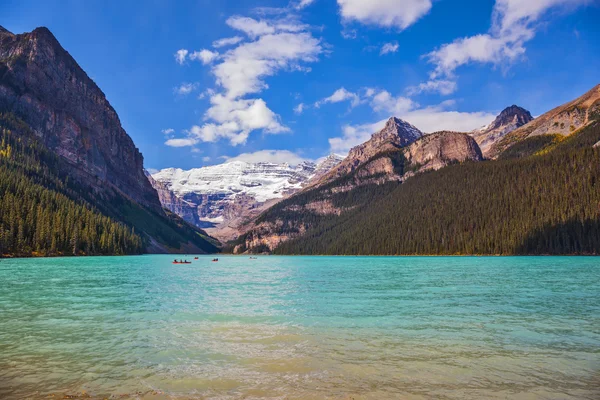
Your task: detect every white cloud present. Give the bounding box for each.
[175,49,189,64]
[186,95,289,145]
[380,42,399,55]
[190,49,219,64]
[214,31,321,99]
[202,156,211,162]
[223,149,309,165]
[369,90,414,115]
[165,138,199,147]
[226,16,309,39]
[161,128,175,135]
[212,36,244,48]
[295,0,317,9]
[315,87,361,108]
[337,0,432,30]
[174,82,198,95]
[294,103,306,114]
[407,79,458,95]
[167,13,322,147]
[427,0,589,79]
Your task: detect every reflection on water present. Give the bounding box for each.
[0,255,599,399]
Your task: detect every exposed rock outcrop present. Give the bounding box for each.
[315,117,423,186]
[0,26,162,210]
[471,105,533,157]
[405,131,483,173]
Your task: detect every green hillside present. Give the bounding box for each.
[0,112,219,257]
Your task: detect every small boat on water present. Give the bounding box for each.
[194,257,199,260]
[212,258,219,262]
[173,259,192,264]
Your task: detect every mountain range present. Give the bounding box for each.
[1,25,599,256]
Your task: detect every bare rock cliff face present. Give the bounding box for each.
[471,105,533,157]
[316,117,423,186]
[405,131,483,173]
[0,26,162,211]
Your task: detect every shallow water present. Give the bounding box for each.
[0,255,599,399]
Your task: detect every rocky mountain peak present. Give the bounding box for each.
[470,105,533,157]
[0,25,14,38]
[489,105,533,131]
[370,117,423,147]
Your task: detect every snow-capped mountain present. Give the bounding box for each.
[150,156,344,234]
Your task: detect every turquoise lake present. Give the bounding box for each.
[0,255,599,399]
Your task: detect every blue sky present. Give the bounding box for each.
[2,0,599,171]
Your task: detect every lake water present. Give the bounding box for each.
[0,255,598,399]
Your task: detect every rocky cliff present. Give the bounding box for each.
[405,131,483,173]
[470,105,533,157]
[489,84,600,158]
[0,26,161,211]
[315,117,422,186]
[0,26,218,254]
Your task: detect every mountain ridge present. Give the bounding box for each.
[0,25,219,255]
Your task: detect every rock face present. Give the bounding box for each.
[150,157,343,235]
[489,84,600,158]
[236,129,484,253]
[316,117,423,185]
[0,26,161,210]
[471,105,533,157]
[405,131,483,173]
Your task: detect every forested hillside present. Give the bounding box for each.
[260,121,600,255]
[0,112,218,257]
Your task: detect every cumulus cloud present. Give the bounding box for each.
[168,13,322,147]
[161,128,175,135]
[425,0,590,83]
[294,103,306,114]
[315,87,362,108]
[223,149,310,165]
[337,0,432,30]
[174,82,199,95]
[190,49,219,64]
[165,138,199,147]
[369,90,414,115]
[380,42,399,55]
[175,49,189,64]
[212,36,244,48]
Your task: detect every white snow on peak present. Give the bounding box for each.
[152,160,320,203]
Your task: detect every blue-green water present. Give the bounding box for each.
[0,255,599,399]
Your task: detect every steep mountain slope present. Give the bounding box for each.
[314,117,422,186]
[234,129,483,252]
[150,156,343,239]
[0,26,159,210]
[274,121,600,255]
[0,26,218,255]
[470,105,533,157]
[489,84,600,158]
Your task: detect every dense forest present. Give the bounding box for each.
[253,122,600,255]
[0,112,218,257]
